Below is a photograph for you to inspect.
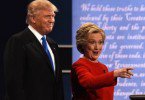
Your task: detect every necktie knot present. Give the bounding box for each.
[42,36,46,41]
[42,36,47,44]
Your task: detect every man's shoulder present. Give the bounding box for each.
[46,36,57,45]
[9,28,28,39]
[6,28,33,45]
[13,28,31,38]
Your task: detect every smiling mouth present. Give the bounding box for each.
[47,23,54,26]
[93,51,99,55]
[48,24,53,27]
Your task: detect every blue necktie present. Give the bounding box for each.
[41,36,54,71]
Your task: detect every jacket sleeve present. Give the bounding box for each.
[4,36,26,100]
[54,43,64,100]
[72,64,117,89]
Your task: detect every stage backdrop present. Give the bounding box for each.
[72,0,145,100]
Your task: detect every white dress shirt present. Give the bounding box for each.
[28,25,55,71]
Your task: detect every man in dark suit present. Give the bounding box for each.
[3,0,64,100]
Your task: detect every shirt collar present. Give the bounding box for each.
[28,25,44,43]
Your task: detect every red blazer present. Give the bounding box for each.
[71,58,117,100]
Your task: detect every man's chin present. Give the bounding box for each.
[45,29,53,34]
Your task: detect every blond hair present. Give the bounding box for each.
[76,22,106,54]
[26,0,58,24]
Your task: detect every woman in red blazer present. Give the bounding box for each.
[71,22,133,100]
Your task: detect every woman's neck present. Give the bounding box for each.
[82,56,98,63]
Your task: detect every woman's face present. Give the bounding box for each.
[84,33,104,62]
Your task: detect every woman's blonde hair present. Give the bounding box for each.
[76,22,106,54]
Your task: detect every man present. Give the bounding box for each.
[4,0,64,100]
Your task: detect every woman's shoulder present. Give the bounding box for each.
[73,58,88,65]
[72,58,98,67]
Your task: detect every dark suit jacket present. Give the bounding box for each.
[4,28,64,100]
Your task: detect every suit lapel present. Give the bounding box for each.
[25,28,55,74]
[46,38,58,75]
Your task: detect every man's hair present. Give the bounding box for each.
[26,0,58,24]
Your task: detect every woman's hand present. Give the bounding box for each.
[114,67,134,78]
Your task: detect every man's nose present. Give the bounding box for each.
[49,17,55,22]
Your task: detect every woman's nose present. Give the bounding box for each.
[94,43,99,49]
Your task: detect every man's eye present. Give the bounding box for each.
[45,15,55,18]
[45,16,51,18]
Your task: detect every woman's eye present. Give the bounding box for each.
[89,41,95,44]
[98,41,103,44]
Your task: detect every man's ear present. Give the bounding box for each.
[30,15,36,23]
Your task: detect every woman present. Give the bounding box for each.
[71,22,133,100]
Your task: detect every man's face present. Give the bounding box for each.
[33,9,55,35]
